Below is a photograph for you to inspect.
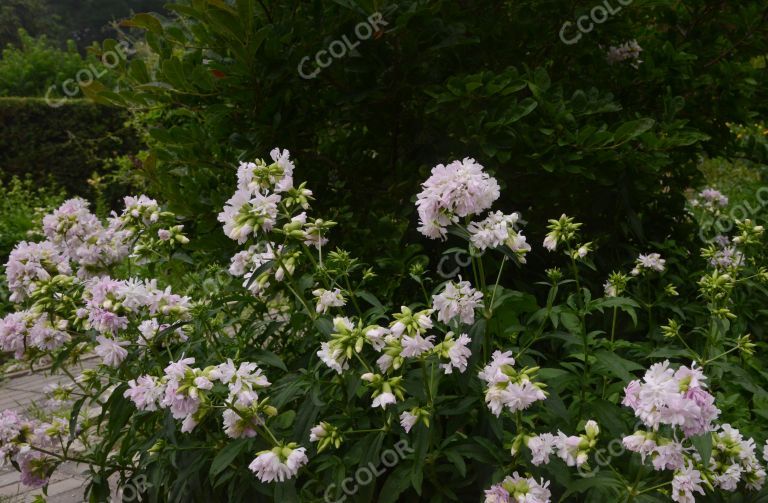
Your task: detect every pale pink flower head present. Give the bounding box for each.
[18,451,52,488]
[671,462,705,503]
[484,483,510,503]
[124,375,165,411]
[527,433,557,466]
[371,392,397,409]
[416,158,500,239]
[249,444,307,483]
[400,334,435,358]
[441,332,472,374]
[223,408,261,439]
[400,411,419,433]
[432,279,484,325]
[94,336,129,367]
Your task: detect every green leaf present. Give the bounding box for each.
[691,433,712,468]
[560,311,581,334]
[356,290,383,308]
[272,410,296,429]
[443,450,466,478]
[613,118,655,143]
[594,350,644,383]
[122,13,164,34]
[210,439,249,479]
[378,465,413,503]
[251,349,287,371]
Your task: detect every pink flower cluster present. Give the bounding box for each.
[218,149,300,243]
[416,157,500,239]
[622,363,766,501]
[125,357,271,435]
[42,197,130,277]
[81,276,191,336]
[691,188,729,211]
[526,420,599,467]
[484,472,551,503]
[5,195,184,307]
[0,409,65,488]
[432,279,484,325]
[0,310,70,357]
[5,241,71,302]
[479,351,547,416]
[622,361,718,436]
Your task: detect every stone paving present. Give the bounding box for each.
[0,359,97,502]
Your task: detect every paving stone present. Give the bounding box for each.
[0,359,97,502]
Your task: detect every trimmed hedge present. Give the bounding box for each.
[0,97,138,195]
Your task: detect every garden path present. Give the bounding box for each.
[0,358,97,502]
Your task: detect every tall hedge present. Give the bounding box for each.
[0,97,138,195]
[90,1,768,271]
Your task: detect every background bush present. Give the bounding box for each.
[0,29,106,97]
[85,1,768,274]
[0,97,139,197]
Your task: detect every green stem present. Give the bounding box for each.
[637,481,672,495]
[488,255,507,316]
[703,345,740,366]
[344,276,364,317]
[569,253,590,416]
[353,350,373,373]
[477,253,487,291]
[422,360,433,406]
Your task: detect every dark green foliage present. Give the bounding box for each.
[0,0,55,48]
[88,1,768,271]
[0,97,139,197]
[0,29,107,97]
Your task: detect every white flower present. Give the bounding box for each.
[223,408,260,439]
[671,462,705,503]
[622,431,657,461]
[555,433,585,467]
[309,423,327,442]
[441,333,471,374]
[652,442,685,471]
[94,336,129,367]
[542,234,558,251]
[714,463,743,491]
[527,433,557,466]
[181,414,198,433]
[269,148,295,193]
[478,350,516,383]
[497,381,546,416]
[416,158,500,239]
[364,326,389,351]
[631,253,666,276]
[484,473,551,503]
[400,334,435,358]
[249,445,307,483]
[218,190,281,243]
[400,411,418,433]
[467,211,520,250]
[317,342,348,374]
[432,280,484,325]
[312,288,346,314]
[371,392,396,409]
[124,375,165,411]
[606,39,643,68]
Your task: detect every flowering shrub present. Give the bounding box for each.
[0,151,767,502]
